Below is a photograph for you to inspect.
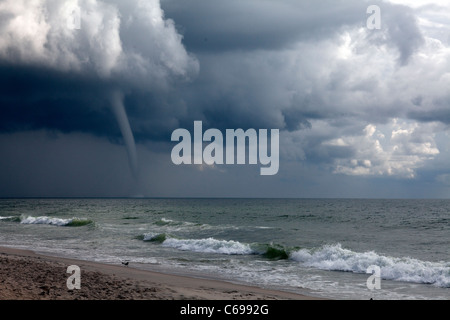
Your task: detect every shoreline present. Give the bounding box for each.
[0,246,323,300]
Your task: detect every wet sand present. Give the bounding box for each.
[0,246,321,300]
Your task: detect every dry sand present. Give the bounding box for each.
[0,246,320,300]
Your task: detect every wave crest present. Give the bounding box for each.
[19,216,93,227]
[162,237,253,255]
[290,243,450,288]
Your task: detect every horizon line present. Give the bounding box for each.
[0,196,449,200]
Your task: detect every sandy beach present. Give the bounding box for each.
[0,246,320,300]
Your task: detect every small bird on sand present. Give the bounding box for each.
[121,261,129,267]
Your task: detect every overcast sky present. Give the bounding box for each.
[1,0,450,198]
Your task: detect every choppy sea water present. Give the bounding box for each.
[0,198,448,300]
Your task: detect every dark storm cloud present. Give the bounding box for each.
[162,0,370,52]
[409,108,450,125]
[369,3,425,65]
[0,0,199,147]
[1,0,445,198]
[157,0,426,135]
[0,63,188,142]
[162,0,424,64]
[0,64,117,137]
[0,0,426,142]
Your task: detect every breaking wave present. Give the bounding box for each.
[19,215,93,227]
[139,233,449,287]
[142,233,253,255]
[290,243,450,288]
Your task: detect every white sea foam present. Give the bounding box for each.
[290,243,450,288]
[161,237,254,255]
[154,217,211,230]
[20,216,72,226]
[19,216,91,227]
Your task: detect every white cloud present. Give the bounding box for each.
[387,0,450,9]
[326,119,440,178]
[0,0,199,82]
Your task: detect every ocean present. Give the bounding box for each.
[0,198,448,300]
